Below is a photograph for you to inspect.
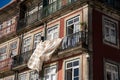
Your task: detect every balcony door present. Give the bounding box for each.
[66,16,80,35]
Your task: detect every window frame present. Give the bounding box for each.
[18,72,28,80]
[64,58,81,80]
[0,46,7,61]
[33,32,42,49]
[10,41,17,57]
[66,15,80,35]
[47,24,59,40]
[104,60,120,80]
[102,16,119,47]
[29,70,40,80]
[22,37,31,53]
[44,65,57,80]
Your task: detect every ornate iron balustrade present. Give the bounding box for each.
[42,0,62,17]
[12,49,34,68]
[60,31,88,51]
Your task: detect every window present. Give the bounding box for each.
[29,71,40,80]
[103,16,118,45]
[67,16,80,35]
[10,42,17,57]
[34,33,41,49]
[22,37,31,52]
[19,73,28,80]
[65,59,80,80]
[0,46,7,61]
[67,0,77,4]
[7,20,12,26]
[44,65,57,80]
[4,76,14,80]
[49,0,57,13]
[105,62,119,80]
[47,25,59,40]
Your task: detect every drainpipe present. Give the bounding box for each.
[14,71,19,80]
[43,22,47,41]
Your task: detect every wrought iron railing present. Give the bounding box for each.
[42,0,62,17]
[17,9,42,30]
[12,49,34,68]
[12,31,88,68]
[60,31,88,50]
[17,0,79,30]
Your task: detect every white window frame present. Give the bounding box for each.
[29,71,40,80]
[104,61,119,80]
[102,16,118,47]
[47,25,59,40]
[33,32,42,49]
[10,42,17,57]
[0,46,7,61]
[65,58,80,80]
[66,16,80,35]
[22,37,31,53]
[44,65,57,80]
[18,72,28,80]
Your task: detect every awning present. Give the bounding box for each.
[27,38,62,72]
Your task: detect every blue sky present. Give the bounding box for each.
[0,0,12,8]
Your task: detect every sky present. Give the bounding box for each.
[0,0,12,8]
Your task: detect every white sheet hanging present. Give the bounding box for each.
[27,38,62,72]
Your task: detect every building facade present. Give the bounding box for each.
[0,0,120,80]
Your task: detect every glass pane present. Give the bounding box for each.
[45,68,50,75]
[67,62,72,68]
[73,61,79,66]
[45,76,49,80]
[19,74,27,80]
[11,49,17,57]
[51,67,56,73]
[47,25,58,40]
[106,71,111,80]
[66,69,72,80]
[67,20,73,26]
[74,17,79,23]
[74,68,79,77]
[29,71,39,80]
[51,74,56,80]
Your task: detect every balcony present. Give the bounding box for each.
[0,58,12,73]
[0,23,16,38]
[42,0,62,17]
[12,31,88,69]
[17,0,88,31]
[60,31,87,50]
[12,49,34,70]
[17,9,42,30]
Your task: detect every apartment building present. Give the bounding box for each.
[0,0,120,80]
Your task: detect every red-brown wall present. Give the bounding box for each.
[92,9,120,80]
